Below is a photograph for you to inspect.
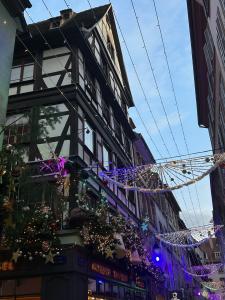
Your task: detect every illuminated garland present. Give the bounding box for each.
[156,224,223,248]
[100,153,225,193]
[183,263,224,277]
[201,281,225,291]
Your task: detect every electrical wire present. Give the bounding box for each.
[83,0,172,157]
[23,0,164,159]
[150,0,205,226]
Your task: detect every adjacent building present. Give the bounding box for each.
[187,0,225,260]
[1,4,192,300]
[0,0,31,149]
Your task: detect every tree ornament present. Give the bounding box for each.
[130,250,142,264]
[11,249,21,263]
[45,251,55,264]
[105,248,114,259]
[42,241,50,252]
[114,233,126,259]
[0,166,6,176]
[5,144,13,152]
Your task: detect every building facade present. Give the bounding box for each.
[133,134,199,300]
[1,4,190,300]
[187,0,225,260]
[0,0,31,149]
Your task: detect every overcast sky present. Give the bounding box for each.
[25,0,213,227]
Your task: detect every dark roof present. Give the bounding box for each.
[28,4,110,33]
[73,4,110,29]
[26,3,134,107]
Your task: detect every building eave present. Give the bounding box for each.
[187,0,209,128]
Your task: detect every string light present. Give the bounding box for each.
[183,263,224,277]
[156,224,223,248]
[100,153,225,193]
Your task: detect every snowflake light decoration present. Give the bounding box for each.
[156,224,223,248]
[183,263,224,277]
[100,153,225,193]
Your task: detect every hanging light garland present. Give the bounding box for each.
[156,224,224,248]
[100,153,225,193]
[201,281,225,291]
[183,263,224,277]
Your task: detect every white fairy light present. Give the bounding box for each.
[156,224,224,248]
[183,263,224,277]
[100,153,225,193]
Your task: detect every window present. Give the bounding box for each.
[203,0,210,16]
[4,114,30,145]
[42,47,71,89]
[107,36,115,62]
[10,66,21,83]
[84,121,94,152]
[10,63,34,83]
[219,0,225,17]
[37,104,69,140]
[85,70,95,100]
[217,10,225,68]
[95,79,102,115]
[0,278,41,299]
[78,49,85,90]
[103,144,110,169]
[214,251,221,258]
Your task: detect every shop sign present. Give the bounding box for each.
[91,262,128,283]
[135,276,145,289]
[0,261,14,271]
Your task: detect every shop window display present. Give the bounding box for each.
[87,278,147,300]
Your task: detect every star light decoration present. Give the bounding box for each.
[156,224,224,248]
[100,153,225,193]
[183,263,224,277]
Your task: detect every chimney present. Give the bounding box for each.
[60,9,74,24]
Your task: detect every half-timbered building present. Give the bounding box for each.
[1,4,189,300]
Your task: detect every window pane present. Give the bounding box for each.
[20,84,33,93]
[37,142,57,160]
[42,55,69,74]
[43,46,70,58]
[9,87,17,96]
[38,115,69,139]
[40,104,68,115]
[10,67,21,83]
[43,75,60,88]
[23,64,34,81]
[61,72,71,86]
[88,278,96,293]
[60,140,70,157]
[103,145,109,169]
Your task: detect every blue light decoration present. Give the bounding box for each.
[141,217,149,232]
[152,243,161,264]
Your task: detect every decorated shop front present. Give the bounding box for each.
[88,261,148,300]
